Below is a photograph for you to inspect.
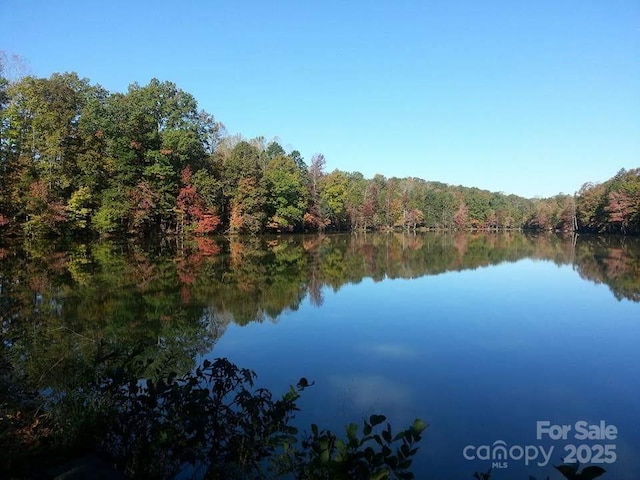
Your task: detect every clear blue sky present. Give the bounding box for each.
[2,0,638,197]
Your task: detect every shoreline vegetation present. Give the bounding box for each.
[1,68,638,239]
[1,354,427,480]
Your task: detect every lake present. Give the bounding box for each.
[1,232,639,479]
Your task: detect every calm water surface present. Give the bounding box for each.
[2,232,639,479]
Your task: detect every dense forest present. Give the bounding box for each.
[1,66,638,237]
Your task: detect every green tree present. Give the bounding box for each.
[289,149,307,172]
[66,186,94,232]
[92,188,131,234]
[319,170,350,230]
[229,178,267,234]
[264,155,308,231]
[265,140,286,160]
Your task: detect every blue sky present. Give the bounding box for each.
[1,0,638,197]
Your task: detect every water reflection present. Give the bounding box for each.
[1,232,639,476]
[1,233,638,384]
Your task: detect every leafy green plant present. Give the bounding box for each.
[1,352,427,479]
[99,357,307,479]
[97,358,426,480]
[275,414,427,480]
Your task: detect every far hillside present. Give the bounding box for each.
[0,70,638,237]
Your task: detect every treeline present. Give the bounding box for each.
[0,68,638,236]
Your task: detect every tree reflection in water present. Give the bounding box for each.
[0,232,636,477]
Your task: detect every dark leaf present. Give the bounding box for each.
[581,466,607,480]
[370,414,386,427]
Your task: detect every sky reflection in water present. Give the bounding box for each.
[211,258,640,479]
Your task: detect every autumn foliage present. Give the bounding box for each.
[0,69,637,237]
[176,167,221,234]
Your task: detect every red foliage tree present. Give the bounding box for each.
[176,167,220,234]
[25,180,67,233]
[194,214,221,234]
[606,191,636,233]
[129,181,158,230]
[453,203,469,229]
